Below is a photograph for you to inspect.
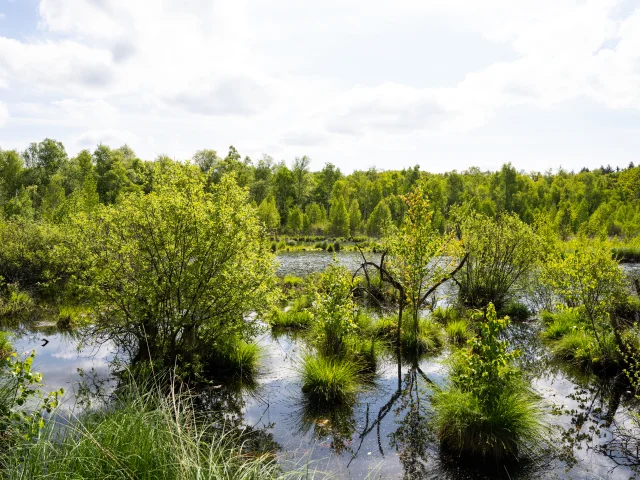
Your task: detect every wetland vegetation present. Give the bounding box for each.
[1,140,640,478]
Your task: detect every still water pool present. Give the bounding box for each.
[8,252,640,479]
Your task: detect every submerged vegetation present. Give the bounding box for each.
[0,138,639,477]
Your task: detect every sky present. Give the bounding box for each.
[0,0,640,173]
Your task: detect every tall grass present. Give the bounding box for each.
[540,309,581,340]
[300,355,359,403]
[432,381,549,461]
[400,318,444,355]
[552,329,620,369]
[269,309,313,329]
[4,379,316,479]
[445,319,472,346]
[0,331,12,359]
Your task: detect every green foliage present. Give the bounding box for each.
[542,239,625,348]
[552,329,620,369]
[219,339,262,379]
[499,300,531,321]
[445,319,472,345]
[269,309,313,329]
[455,212,544,310]
[5,381,292,480]
[0,219,70,296]
[366,199,392,237]
[432,381,548,461]
[433,304,548,460]
[541,309,582,340]
[348,199,362,235]
[311,262,357,356]
[430,306,461,325]
[385,185,464,352]
[401,318,444,355]
[1,351,64,443]
[71,165,276,375]
[328,196,349,237]
[300,355,359,404]
[257,196,280,233]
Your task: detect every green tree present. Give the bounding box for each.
[366,200,392,237]
[348,199,362,235]
[292,156,312,206]
[192,149,219,174]
[22,138,68,185]
[312,261,357,356]
[287,206,303,234]
[454,211,544,310]
[329,196,349,237]
[72,166,276,373]
[257,196,280,234]
[542,240,625,348]
[385,186,465,349]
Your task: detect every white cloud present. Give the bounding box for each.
[0,102,8,126]
[0,0,639,172]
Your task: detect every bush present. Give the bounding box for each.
[300,355,359,403]
[327,244,334,253]
[433,304,549,461]
[455,212,543,310]
[282,275,304,289]
[0,332,12,359]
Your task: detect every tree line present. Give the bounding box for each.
[1,138,639,240]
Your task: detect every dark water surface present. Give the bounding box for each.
[6,252,640,479]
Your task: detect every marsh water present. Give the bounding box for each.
[8,253,640,479]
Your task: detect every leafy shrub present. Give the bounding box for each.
[300,355,359,403]
[432,304,549,460]
[0,332,12,359]
[282,275,304,289]
[455,212,543,310]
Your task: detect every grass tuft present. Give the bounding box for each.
[3,379,305,480]
[433,382,549,461]
[445,319,473,346]
[300,355,359,404]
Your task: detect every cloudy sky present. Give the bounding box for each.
[1,0,639,173]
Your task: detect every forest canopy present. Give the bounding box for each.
[1,139,639,241]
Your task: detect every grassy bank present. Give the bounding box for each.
[2,379,324,480]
